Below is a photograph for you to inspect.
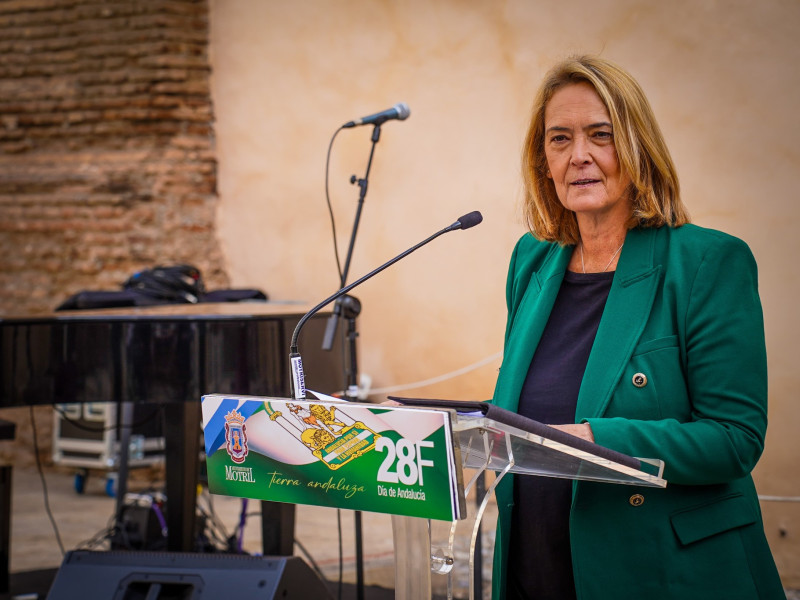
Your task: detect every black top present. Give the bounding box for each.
[507,270,614,600]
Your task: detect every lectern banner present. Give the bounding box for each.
[201,395,464,521]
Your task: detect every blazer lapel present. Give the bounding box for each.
[576,227,661,420]
[496,244,571,413]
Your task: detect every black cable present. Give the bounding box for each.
[194,509,227,550]
[113,518,133,550]
[324,124,349,600]
[29,405,66,555]
[22,323,65,554]
[196,489,234,551]
[76,528,112,550]
[76,512,116,550]
[295,538,328,585]
[325,125,346,282]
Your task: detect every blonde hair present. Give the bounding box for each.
[522,55,690,244]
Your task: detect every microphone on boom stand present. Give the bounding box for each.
[342,103,411,128]
[289,210,483,400]
[322,102,412,397]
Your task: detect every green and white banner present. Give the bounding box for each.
[201,394,465,521]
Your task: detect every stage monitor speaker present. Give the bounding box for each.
[47,550,334,599]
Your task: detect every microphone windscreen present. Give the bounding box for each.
[457,211,483,230]
[394,103,411,120]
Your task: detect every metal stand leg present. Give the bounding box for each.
[391,515,432,600]
[163,402,201,551]
[0,465,11,594]
[114,402,133,525]
[260,501,295,556]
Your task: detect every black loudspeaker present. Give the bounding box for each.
[47,550,334,600]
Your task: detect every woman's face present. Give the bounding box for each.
[543,82,632,223]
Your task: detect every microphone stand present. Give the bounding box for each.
[290,210,481,399]
[323,123,381,397]
[322,123,382,600]
[290,211,481,600]
[343,124,381,293]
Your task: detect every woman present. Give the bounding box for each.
[491,56,783,599]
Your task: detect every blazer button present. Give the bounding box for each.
[629,494,645,507]
[632,373,648,388]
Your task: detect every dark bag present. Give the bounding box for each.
[57,265,268,311]
[123,264,205,304]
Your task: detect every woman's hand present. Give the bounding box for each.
[550,423,595,443]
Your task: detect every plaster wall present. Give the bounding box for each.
[208,0,800,583]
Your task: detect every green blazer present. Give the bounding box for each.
[491,225,783,599]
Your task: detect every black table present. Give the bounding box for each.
[0,302,345,553]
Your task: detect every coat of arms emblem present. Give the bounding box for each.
[264,401,380,470]
[224,409,249,463]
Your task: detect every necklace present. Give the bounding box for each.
[579,242,624,273]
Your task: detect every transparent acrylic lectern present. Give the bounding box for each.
[389,401,667,600]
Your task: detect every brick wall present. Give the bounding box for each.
[0,0,228,465]
[0,0,228,317]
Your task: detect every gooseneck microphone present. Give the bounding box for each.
[289,211,483,399]
[342,103,411,128]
